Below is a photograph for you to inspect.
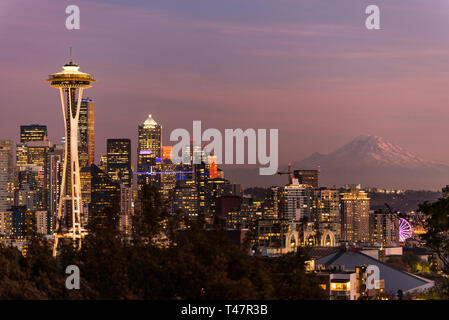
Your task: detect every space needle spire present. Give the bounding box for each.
[46,49,96,256]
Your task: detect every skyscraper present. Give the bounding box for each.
[78,98,95,168]
[20,125,47,143]
[278,179,314,222]
[340,187,371,244]
[172,179,198,217]
[293,169,319,188]
[371,210,399,247]
[137,115,162,192]
[107,139,132,188]
[313,188,341,243]
[89,164,120,225]
[0,140,14,211]
[46,51,96,254]
[45,144,64,216]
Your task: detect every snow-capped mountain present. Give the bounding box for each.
[224,135,449,190]
[298,135,439,169]
[294,135,449,189]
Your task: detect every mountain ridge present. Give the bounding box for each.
[223,135,449,190]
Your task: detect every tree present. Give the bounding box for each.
[419,198,449,273]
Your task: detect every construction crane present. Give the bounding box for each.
[277,162,293,185]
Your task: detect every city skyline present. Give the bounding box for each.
[2,0,449,169]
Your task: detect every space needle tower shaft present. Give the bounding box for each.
[46,49,96,256]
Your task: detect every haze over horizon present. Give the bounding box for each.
[2,0,449,185]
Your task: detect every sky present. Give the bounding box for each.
[2,0,449,170]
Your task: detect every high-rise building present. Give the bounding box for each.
[278,179,314,222]
[371,210,398,247]
[89,164,120,222]
[15,140,52,211]
[0,140,14,211]
[107,139,132,188]
[293,169,319,188]
[172,179,198,217]
[45,144,64,217]
[78,98,95,168]
[340,187,371,244]
[137,115,162,192]
[313,188,341,243]
[35,211,52,235]
[46,52,95,254]
[119,185,133,235]
[4,206,27,238]
[20,125,47,143]
[160,159,177,200]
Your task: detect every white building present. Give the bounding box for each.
[278,179,313,222]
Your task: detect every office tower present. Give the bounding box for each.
[89,164,120,221]
[25,141,51,167]
[278,179,314,222]
[46,52,96,254]
[20,125,47,143]
[137,114,162,192]
[107,139,132,187]
[16,143,28,168]
[0,140,14,211]
[293,169,319,188]
[80,166,92,207]
[340,187,371,244]
[160,159,177,200]
[16,140,52,211]
[78,98,95,168]
[194,161,208,215]
[172,179,198,217]
[371,210,398,247]
[45,144,64,216]
[119,185,133,235]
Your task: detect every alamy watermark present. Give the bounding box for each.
[170,121,278,175]
[65,265,80,290]
[66,5,80,30]
[366,265,380,290]
[366,5,380,30]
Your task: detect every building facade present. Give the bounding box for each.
[107,138,132,188]
[0,140,14,211]
[340,187,371,244]
[78,98,95,168]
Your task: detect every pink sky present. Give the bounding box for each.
[2,0,449,168]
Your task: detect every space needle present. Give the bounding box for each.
[46,48,96,256]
